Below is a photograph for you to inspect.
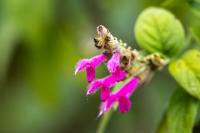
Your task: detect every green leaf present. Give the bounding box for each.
[167,88,199,133]
[134,7,185,57]
[182,50,200,77]
[169,50,200,99]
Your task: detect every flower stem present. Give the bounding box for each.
[96,82,125,133]
[96,110,113,133]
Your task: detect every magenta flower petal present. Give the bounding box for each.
[86,75,116,96]
[86,66,95,83]
[112,67,126,81]
[90,54,106,67]
[102,75,120,87]
[98,77,140,116]
[98,95,117,116]
[118,96,131,113]
[117,77,140,97]
[87,69,126,97]
[75,54,106,82]
[100,87,110,101]
[107,52,120,74]
[75,59,89,75]
[87,80,102,95]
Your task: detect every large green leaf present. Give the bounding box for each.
[167,88,199,133]
[157,88,199,133]
[182,50,200,77]
[134,7,185,57]
[169,50,200,99]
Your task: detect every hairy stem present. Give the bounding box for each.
[96,110,113,133]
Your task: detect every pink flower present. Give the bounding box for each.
[75,54,106,82]
[107,52,121,74]
[87,69,126,101]
[98,77,140,116]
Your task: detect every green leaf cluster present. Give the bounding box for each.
[134,5,200,133]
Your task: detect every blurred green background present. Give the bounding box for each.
[0,0,194,133]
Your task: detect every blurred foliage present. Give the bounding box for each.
[158,88,199,133]
[169,50,200,100]
[0,0,197,133]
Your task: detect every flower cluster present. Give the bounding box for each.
[75,25,167,116]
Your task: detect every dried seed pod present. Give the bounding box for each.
[97,25,109,37]
[94,25,117,51]
[143,53,168,71]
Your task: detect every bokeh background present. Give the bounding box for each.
[0,0,196,133]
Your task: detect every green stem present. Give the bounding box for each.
[96,110,113,133]
[96,81,125,133]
